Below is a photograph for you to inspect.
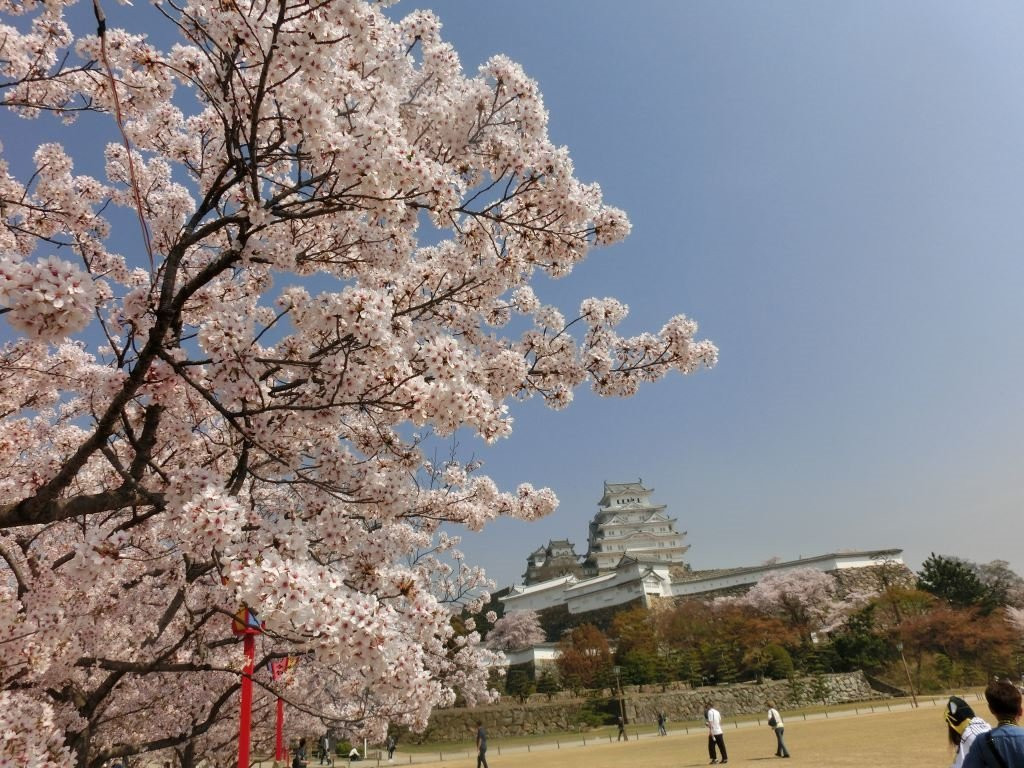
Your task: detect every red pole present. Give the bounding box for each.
[238,632,255,768]
[275,696,285,760]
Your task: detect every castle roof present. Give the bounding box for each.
[603,479,648,493]
[613,554,672,574]
[547,538,576,549]
[673,549,905,583]
[506,574,578,596]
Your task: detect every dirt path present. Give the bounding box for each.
[396,706,951,768]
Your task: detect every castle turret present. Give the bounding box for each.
[523,539,584,584]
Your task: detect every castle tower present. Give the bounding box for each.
[523,539,584,585]
[585,480,689,572]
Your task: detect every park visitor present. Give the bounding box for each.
[963,678,1024,767]
[657,711,667,736]
[766,702,790,758]
[320,733,333,765]
[946,695,990,768]
[706,701,728,764]
[704,703,713,759]
[617,714,628,741]
[476,720,489,768]
[387,734,397,761]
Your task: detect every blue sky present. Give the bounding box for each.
[397,1,1024,587]
[5,1,1023,590]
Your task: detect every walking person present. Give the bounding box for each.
[616,714,628,741]
[386,734,397,762]
[320,733,333,765]
[704,703,714,760]
[945,695,989,768]
[963,678,1024,767]
[475,720,489,768]
[766,702,790,758]
[657,711,667,736]
[706,701,728,764]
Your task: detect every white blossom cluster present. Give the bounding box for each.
[734,567,871,637]
[485,610,545,652]
[0,0,715,765]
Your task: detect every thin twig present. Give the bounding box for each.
[93,0,155,270]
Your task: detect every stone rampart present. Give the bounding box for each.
[416,671,886,742]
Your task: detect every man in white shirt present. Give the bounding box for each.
[705,701,728,764]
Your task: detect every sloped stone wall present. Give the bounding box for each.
[417,672,885,742]
[831,562,915,597]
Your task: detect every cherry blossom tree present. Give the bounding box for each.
[0,0,716,765]
[485,610,545,651]
[740,567,862,641]
[1006,605,1024,635]
[977,560,1024,608]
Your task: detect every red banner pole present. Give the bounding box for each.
[238,631,255,768]
[275,695,285,760]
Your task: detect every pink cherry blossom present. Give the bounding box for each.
[0,1,716,765]
[485,610,545,651]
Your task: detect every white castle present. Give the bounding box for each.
[502,479,902,624]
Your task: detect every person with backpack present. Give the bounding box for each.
[766,702,790,758]
[963,678,1024,767]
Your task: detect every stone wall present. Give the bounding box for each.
[416,672,886,742]
[622,671,884,724]
[413,698,597,743]
[831,562,915,597]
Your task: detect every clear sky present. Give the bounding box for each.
[395,0,1024,587]
[5,1,1024,590]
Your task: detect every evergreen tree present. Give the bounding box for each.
[708,642,739,684]
[830,605,893,672]
[917,553,992,612]
[536,669,561,699]
[505,668,536,703]
[763,644,795,679]
[674,647,703,688]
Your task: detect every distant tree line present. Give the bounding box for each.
[482,555,1024,699]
